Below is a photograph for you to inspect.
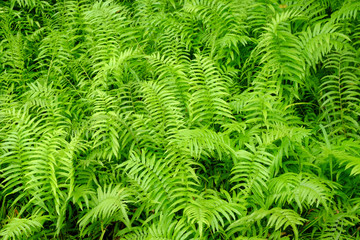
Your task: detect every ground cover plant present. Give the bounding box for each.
[1,0,360,239]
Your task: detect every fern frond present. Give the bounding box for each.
[254,9,305,88]
[168,128,235,161]
[319,48,360,136]
[119,215,194,240]
[189,54,233,126]
[148,12,194,52]
[0,110,39,205]
[88,90,136,160]
[183,0,251,57]
[231,82,303,130]
[10,0,50,12]
[0,214,46,240]
[117,81,145,115]
[82,0,138,88]
[24,130,69,215]
[140,80,185,138]
[119,150,198,213]
[324,140,360,176]
[231,146,273,200]
[183,189,244,237]
[0,30,30,92]
[78,184,132,236]
[36,30,73,85]
[268,172,333,211]
[331,0,360,22]
[147,52,190,111]
[227,208,270,237]
[285,0,328,27]
[299,21,349,70]
[267,207,305,240]
[53,0,89,32]
[306,203,360,240]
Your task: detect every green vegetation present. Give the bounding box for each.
[1,0,360,239]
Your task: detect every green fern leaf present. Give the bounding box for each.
[0,215,46,240]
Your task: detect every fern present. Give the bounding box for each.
[268,172,333,211]
[183,189,243,237]
[1,111,37,203]
[319,48,360,137]
[252,9,305,92]
[231,146,273,201]
[140,80,185,139]
[267,207,306,240]
[0,214,46,240]
[169,128,235,160]
[119,150,198,213]
[1,0,360,239]
[189,54,233,126]
[119,215,194,240]
[183,0,251,58]
[78,184,132,237]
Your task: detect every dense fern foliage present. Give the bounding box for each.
[1,0,360,239]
